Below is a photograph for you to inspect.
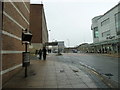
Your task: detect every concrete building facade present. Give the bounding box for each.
[58,41,65,53]
[91,3,120,54]
[1,1,30,85]
[77,43,91,53]
[30,4,48,53]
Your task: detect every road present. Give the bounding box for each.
[56,53,118,83]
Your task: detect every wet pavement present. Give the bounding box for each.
[57,53,119,83]
[3,53,110,89]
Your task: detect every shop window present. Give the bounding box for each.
[102,30,110,37]
[94,27,99,38]
[115,12,120,35]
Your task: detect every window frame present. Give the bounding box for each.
[101,18,110,26]
[93,27,99,38]
[115,12,120,35]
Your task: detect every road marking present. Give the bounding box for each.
[91,70,99,76]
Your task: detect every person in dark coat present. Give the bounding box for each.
[35,50,38,55]
[42,47,47,60]
[38,49,42,60]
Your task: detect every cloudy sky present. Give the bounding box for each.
[30,0,119,47]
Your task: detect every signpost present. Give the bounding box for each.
[22,29,32,77]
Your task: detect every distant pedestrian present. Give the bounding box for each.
[99,49,101,53]
[35,50,38,55]
[102,48,104,53]
[105,47,107,53]
[42,47,47,60]
[38,49,42,60]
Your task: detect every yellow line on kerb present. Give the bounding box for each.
[91,70,99,76]
[90,69,113,88]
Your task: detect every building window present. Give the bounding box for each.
[94,27,99,38]
[115,12,120,35]
[101,18,110,26]
[102,30,110,37]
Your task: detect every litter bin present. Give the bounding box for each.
[22,52,30,67]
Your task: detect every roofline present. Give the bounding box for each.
[92,15,103,20]
[30,4,43,6]
[98,3,120,19]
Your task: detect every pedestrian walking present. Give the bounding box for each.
[35,50,39,55]
[38,49,42,60]
[42,47,47,60]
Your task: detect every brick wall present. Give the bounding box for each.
[1,1,30,85]
[30,4,43,43]
[42,7,48,44]
[30,4,48,53]
[0,1,3,89]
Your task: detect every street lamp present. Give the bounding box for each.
[22,29,32,77]
[22,30,32,43]
[48,29,51,42]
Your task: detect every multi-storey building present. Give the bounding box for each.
[77,43,91,53]
[91,3,120,54]
[30,4,48,53]
[0,0,30,85]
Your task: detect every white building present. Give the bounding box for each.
[58,41,65,53]
[91,3,120,54]
[51,41,65,53]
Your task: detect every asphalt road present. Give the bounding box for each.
[56,53,119,83]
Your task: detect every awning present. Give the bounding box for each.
[90,39,120,46]
[45,42,58,46]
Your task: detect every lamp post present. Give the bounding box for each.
[48,30,51,42]
[22,29,32,77]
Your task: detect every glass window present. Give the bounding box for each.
[102,30,110,37]
[101,18,110,26]
[94,27,99,38]
[115,12,120,35]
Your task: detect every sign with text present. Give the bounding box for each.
[22,52,30,67]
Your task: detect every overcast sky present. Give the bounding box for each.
[30,0,119,47]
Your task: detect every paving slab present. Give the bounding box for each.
[3,54,100,89]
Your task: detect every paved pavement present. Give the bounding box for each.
[3,54,108,89]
